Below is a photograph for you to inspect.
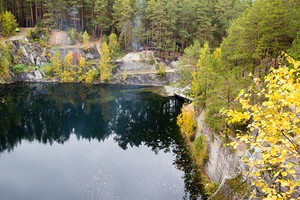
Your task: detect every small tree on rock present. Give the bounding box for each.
[82,31,90,50]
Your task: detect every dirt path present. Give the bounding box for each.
[1,28,32,41]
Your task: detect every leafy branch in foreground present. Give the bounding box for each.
[223,55,300,199]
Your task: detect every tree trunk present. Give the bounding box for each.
[30,0,34,27]
[35,0,38,22]
[81,2,84,31]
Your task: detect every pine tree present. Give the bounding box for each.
[94,0,111,39]
[191,42,212,106]
[108,33,120,62]
[82,31,90,49]
[113,0,134,51]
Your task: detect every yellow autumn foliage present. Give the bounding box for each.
[177,106,197,141]
[224,54,300,199]
[99,42,114,82]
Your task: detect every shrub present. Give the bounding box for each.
[194,135,209,165]
[177,107,197,141]
[204,181,219,197]
[12,64,26,73]
[27,25,49,45]
[0,11,18,37]
[0,42,11,78]
[155,63,160,70]
[69,28,77,45]
[148,55,155,65]
[157,64,166,77]
[122,72,128,80]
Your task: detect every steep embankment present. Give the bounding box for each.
[195,110,250,199]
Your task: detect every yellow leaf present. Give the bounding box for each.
[282,171,287,177]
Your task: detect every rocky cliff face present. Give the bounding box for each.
[196,111,244,183]
[195,111,251,199]
[3,37,102,83]
[11,70,45,82]
[6,37,49,67]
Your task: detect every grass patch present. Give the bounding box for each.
[12,64,37,73]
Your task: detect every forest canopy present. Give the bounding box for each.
[0,0,253,51]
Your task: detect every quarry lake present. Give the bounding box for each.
[0,83,204,200]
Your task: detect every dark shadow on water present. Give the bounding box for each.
[0,83,206,200]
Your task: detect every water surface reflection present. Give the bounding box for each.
[0,83,205,200]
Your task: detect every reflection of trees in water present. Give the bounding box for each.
[173,136,208,200]
[0,83,182,153]
[0,83,205,199]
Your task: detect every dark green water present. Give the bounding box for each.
[0,83,205,200]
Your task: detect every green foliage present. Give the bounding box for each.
[178,40,201,86]
[122,71,128,81]
[147,55,155,65]
[0,0,253,54]
[27,25,50,46]
[0,11,18,37]
[12,64,26,73]
[94,0,112,38]
[113,0,134,51]
[221,0,300,75]
[69,28,77,45]
[69,28,83,45]
[108,33,120,62]
[187,42,250,132]
[191,42,212,106]
[288,31,300,59]
[204,181,219,197]
[194,135,209,166]
[156,64,166,77]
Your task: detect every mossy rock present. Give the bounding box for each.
[209,175,250,200]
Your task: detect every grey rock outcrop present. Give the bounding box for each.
[12,70,45,82]
[196,111,244,183]
[83,46,100,60]
[6,37,49,67]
